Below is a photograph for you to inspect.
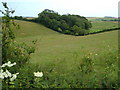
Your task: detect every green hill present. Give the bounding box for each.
[14,20,118,64]
[14,20,118,88]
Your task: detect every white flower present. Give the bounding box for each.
[10,73,19,82]
[5,70,12,78]
[2,61,16,67]
[95,54,98,56]
[0,69,3,73]
[10,75,16,82]
[1,64,4,68]
[1,61,10,67]
[7,61,11,65]
[12,62,16,66]
[34,72,43,77]
[1,63,6,67]
[0,61,19,81]
[2,72,8,78]
[16,73,19,75]
[7,61,15,67]
[0,74,4,79]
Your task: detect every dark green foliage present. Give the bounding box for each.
[12,16,38,23]
[14,16,23,20]
[37,9,92,35]
[1,2,36,88]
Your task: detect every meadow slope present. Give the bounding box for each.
[14,20,118,88]
[15,20,118,64]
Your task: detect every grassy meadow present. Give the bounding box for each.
[12,20,118,88]
[89,21,118,33]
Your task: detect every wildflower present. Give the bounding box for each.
[95,54,98,56]
[10,73,19,82]
[34,72,43,77]
[0,69,3,73]
[0,61,19,81]
[7,61,11,65]
[7,62,16,67]
[2,72,8,78]
[11,62,16,66]
[5,70,12,78]
[1,64,6,67]
[0,74,4,79]
[1,61,16,67]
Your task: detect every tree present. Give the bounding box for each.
[37,9,92,36]
[0,2,35,70]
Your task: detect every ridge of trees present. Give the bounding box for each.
[13,9,92,36]
[37,9,92,35]
[12,9,120,36]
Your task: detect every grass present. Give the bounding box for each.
[89,21,118,33]
[14,20,118,64]
[13,20,118,88]
[87,17,118,21]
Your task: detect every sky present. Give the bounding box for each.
[0,0,119,17]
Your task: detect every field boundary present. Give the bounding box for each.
[87,28,119,35]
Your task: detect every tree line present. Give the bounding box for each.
[13,9,92,36]
[37,9,92,35]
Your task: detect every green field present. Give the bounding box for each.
[87,17,118,33]
[87,17,118,21]
[15,20,118,64]
[89,21,118,33]
[13,20,118,88]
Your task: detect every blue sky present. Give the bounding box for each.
[0,0,119,17]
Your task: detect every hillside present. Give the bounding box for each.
[14,20,118,64]
[1,2,118,88]
[13,20,118,88]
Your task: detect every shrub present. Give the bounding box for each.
[0,2,36,88]
[1,2,35,69]
[37,9,92,36]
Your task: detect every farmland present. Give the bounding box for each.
[14,20,118,64]
[1,1,119,88]
[12,20,118,88]
[89,21,118,33]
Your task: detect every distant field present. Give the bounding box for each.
[87,17,118,21]
[86,17,118,33]
[13,20,118,88]
[89,21,118,33]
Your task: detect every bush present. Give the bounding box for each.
[37,9,92,36]
[1,2,36,88]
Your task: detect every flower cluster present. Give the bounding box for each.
[1,61,16,67]
[0,61,19,82]
[34,72,43,77]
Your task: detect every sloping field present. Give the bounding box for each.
[14,20,117,68]
[14,20,118,87]
[14,20,118,64]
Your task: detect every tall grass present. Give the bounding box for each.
[12,48,118,88]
